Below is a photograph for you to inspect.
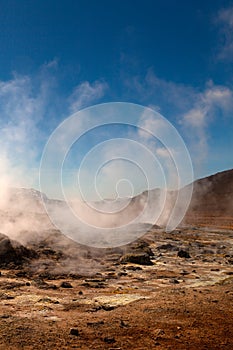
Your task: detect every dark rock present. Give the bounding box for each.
[177,250,191,259]
[0,233,36,267]
[157,243,178,251]
[15,271,27,277]
[120,253,153,265]
[87,321,104,327]
[60,281,73,288]
[170,279,180,284]
[70,328,79,336]
[101,305,115,311]
[120,320,128,328]
[180,270,189,275]
[126,265,142,271]
[81,281,106,288]
[33,278,57,290]
[130,241,154,256]
[118,271,128,276]
[103,337,116,344]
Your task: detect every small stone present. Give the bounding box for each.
[103,337,116,344]
[102,305,115,311]
[120,253,153,265]
[60,281,73,288]
[170,279,180,284]
[177,250,191,258]
[118,271,127,276]
[78,290,83,295]
[70,328,79,336]
[120,320,128,328]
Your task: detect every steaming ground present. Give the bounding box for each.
[0,169,232,348]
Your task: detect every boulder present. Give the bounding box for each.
[0,232,35,267]
[120,252,153,265]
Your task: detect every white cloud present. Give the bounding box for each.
[69,80,108,113]
[180,83,233,164]
[215,6,233,60]
[0,75,45,166]
[156,147,171,158]
[123,68,196,113]
[126,68,232,174]
[0,70,58,190]
[0,65,109,194]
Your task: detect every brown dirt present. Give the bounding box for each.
[0,227,233,349]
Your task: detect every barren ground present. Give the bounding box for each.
[0,227,232,349]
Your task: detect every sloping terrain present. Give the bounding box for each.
[184,169,233,229]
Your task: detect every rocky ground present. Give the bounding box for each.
[0,226,232,349]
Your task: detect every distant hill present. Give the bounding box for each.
[0,169,232,242]
[184,169,233,229]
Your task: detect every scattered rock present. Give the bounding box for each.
[157,243,178,251]
[15,271,27,277]
[177,250,191,259]
[70,328,79,336]
[0,233,36,267]
[0,314,10,319]
[60,281,73,288]
[87,321,104,327]
[0,281,25,290]
[126,265,142,271]
[130,240,154,256]
[120,320,128,328]
[154,329,165,338]
[170,279,180,284]
[103,336,116,344]
[180,270,189,275]
[33,278,57,290]
[101,305,115,311]
[120,253,153,265]
[81,280,106,288]
[118,271,128,276]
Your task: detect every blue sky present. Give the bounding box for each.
[0,0,232,199]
